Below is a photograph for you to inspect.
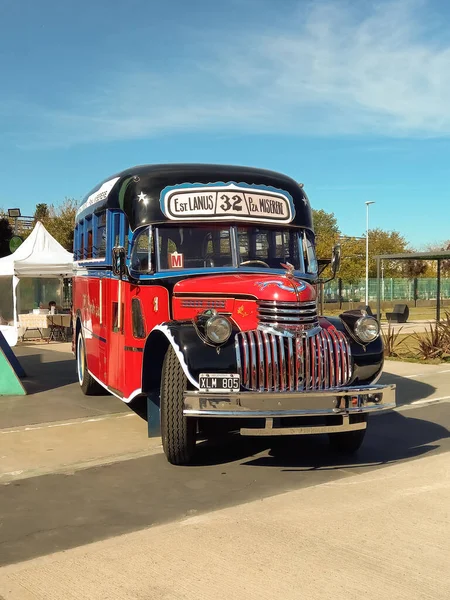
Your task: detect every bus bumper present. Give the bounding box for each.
[183,384,396,436]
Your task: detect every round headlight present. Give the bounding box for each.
[354,316,380,343]
[205,315,232,344]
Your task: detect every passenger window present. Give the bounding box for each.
[131,298,146,338]
[96,212,107,258]
[87,230,93,259]
[131,228,153,272]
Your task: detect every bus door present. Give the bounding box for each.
[107,212,127,396]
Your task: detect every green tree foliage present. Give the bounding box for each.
[312,209,340,260]
[312,210,412,282]
[0,217,14,258]
[34,203,50,221]
[338,228,409,282]
[43,198,78,252]
[402,259,429,278]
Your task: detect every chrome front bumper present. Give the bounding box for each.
[184,384,396,436]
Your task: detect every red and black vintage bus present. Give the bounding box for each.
[73,164,395,464]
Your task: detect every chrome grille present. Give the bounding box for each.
[235,328,352,392]
[257,300,319,328]
[180,299,226,309]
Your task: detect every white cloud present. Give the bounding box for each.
[6,0,450,146]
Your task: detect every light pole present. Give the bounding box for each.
[365,201,375,306]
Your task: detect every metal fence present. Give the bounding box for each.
[323,278,450,303]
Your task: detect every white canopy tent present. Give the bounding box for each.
[0,222,73,346]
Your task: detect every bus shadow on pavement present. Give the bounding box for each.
[237,406,450,470]
[17,352,78,394]
[191,375,448,468]
[378,370,437,407]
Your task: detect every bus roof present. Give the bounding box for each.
[75,163,314,231]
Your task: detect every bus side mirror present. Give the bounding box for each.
[112,246,126,278]
[331,244,341,276]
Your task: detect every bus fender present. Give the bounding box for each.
[142,322,238,396]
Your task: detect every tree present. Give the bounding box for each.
[34,203,49,221]
[337,228,409,283]
[312,209,340,260]
[0,217,14,258]
[402,260,429,278]
[43,198,78,251]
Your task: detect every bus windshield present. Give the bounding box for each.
[130,225,317,274]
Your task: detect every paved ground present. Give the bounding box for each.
[1,452,448,600]
[0,343,449,598]
[380,319,435,333]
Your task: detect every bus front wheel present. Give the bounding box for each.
[77,333,103,395]
[160,345,196,465]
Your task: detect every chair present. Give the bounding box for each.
[386,304,409,323]
[358,305,375,317]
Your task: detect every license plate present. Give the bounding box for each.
[199,373,240,393]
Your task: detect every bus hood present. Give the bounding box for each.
[173,273,316,302]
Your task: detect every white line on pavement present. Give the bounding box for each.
[402,369,450,379]
[0,412,136,435]
[411,396,450,405]
[396,396,450,412]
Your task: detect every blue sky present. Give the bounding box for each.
[1,0,449,248]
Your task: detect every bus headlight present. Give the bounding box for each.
[354,316,380,343]
[206,315,232,344]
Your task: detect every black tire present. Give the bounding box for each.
[160,346,196,465]
[328,416,368,454]
[77,333,103,395]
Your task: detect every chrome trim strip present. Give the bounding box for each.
[288,336,295,391]
[248,331,256,390]
[326,330,335,387]
[317,329,325,390]
[259,301,317,308]
[258,307,318,315]
[241,332,249,387]
[241,421,366,437]
[255,330,265,392]
[329,329,340,387]
[270,334,279,392]
[260,315,318,323]
[278,334,285,391]
[304,335,310,391]
[184,383,396,417]
[235,335,242,389]
[263,331,272,390]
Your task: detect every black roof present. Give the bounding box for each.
[76,163,313,232]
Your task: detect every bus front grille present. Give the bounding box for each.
[235,328,352,392]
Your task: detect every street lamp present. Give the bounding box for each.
[365,201,375,306]
[8,208,21,234]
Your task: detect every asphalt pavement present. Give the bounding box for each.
[0,343,449,598]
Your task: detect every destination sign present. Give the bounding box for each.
[160,183,295,224]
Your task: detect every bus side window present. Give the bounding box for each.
[131,298,146,338]
[95,211,107,259]
[86,217,93,259]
